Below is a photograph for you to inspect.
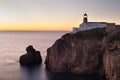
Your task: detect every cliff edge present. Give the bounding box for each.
[45,28,120,80]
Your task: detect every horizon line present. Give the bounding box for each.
[0,30,70,32]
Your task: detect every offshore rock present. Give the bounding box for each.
[19,45,42,65]
[45,28,120,80]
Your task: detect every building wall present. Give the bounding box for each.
[79,22,106,31]
[73,22,116,33]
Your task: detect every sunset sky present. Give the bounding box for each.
[0,0,120,31]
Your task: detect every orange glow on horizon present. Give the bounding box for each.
[0,22,73,31]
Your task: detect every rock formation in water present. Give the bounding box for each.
[45,28,120,80]
[19,45,42,65]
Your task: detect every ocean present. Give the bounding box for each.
[0,31,103,80]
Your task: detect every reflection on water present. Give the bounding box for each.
[20,63,47,80]
[20,63,105,80]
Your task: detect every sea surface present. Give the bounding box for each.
[0,31,103,80]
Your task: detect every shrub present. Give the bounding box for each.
[74,28,107,40]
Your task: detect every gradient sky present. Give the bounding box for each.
[0,0,120,31]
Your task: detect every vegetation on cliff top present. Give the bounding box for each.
[75,28,107,39]
[62,28,107,40]
[62,27,120,42]
[74,28,107,40]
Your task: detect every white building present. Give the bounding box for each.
[73,13,115,33]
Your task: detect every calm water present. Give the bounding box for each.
[0,31,103,80]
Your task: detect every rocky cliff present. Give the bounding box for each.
[103,29,120,80]
[45,28,120,80]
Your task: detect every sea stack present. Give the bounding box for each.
[19,45,42,65]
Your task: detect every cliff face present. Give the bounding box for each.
[104,44,120,80]
[103,30,120,80]
[45,28,120,80]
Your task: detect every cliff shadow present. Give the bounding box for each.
[45,70,106,80]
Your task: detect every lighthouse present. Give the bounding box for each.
[73,13,113,33]
[83,13,88,23]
